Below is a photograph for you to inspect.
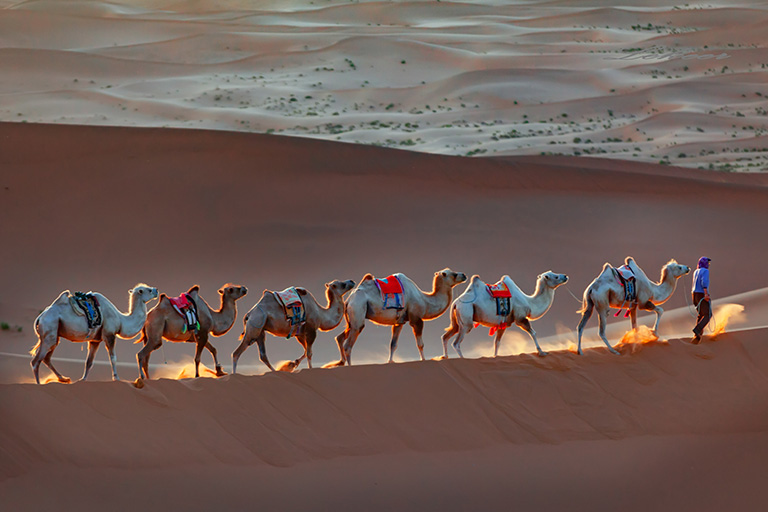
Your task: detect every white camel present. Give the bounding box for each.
[442,271,568,359]
[576,257,690,355]
[335,268,467,365]
[232,279,355,373]
[31,284,158,384]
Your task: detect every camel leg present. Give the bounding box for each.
[231,339,247,375]
[192,332,208,378]
[649,304,664,333]
[597,308,620,355]
[441,323,459,359]
[204,340,226,377]
[136,333,162,380]
[43,348,70,383]
[231,332,256,375]
[31,332,68,384]
[81,341,101,381]
[104,334,120,381]
[517,319,547,356]
[452,327,468,359]
[302,329,316,369]
[387,324,405,363]
[409,318,426,361]
[255,333,275,372]
[576,299,594,356]
[493,328,506,357]
[342,325,364,366]
[334,329,349,365]
[628,307,637,331]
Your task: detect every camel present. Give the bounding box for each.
[30,284,158,384]
[576,257,690,355]
[442,271,569,359]
[136,283,248,379]
[335,268,467,365]
[231,279,355,373]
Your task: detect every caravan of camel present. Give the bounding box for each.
[29,257,691,384]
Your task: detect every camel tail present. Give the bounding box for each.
[134,327,147,345]
[238,312,249,342]
[30,316,42,355]
[577,288,594,315]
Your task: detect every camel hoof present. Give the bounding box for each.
[610,349,621,355]
[58,376,72,384]
[537,351,548,357]
[215,367,227,377]
[133,378,145,389]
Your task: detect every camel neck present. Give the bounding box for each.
[318,289,344,331]
[117,293,147,338]
[423,276,452,320]
[211,295,237,335]
[527,280,555,320]
[648,269,677,302]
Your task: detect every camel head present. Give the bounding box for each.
[434,268,468,289]
[130,283,159,304]
[326,279,356,297]
[218,283,248,301]
[663,260,690,280]
[538,271,569,289]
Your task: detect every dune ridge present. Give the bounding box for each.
[2,328,767,480]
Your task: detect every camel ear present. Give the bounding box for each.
[325,282,332,288]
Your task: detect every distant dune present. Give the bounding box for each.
[1,0,766,170]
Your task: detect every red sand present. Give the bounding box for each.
[1,122,768,510]
[2,329,767,511]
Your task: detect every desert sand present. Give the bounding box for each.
[1,0,768,510]
[0,0,766,170]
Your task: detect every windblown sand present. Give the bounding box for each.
[2,0,768,510]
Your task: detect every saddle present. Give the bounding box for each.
[274,287,306,339]
[375,275,404,310]
[612,264,637,317]
[481,280,512,336]
[168,293,200,334]
[68,292,102,329]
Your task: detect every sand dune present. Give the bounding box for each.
[1,121,767,381]
[2,328,767,510]
[1,0,766,169]
[2,1,768,509]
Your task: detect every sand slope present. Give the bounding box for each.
[1,329,767,510]
[1,121,768,382]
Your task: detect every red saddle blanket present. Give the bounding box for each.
[168,294,191,310]
[486,280,511,298]
[375,275,403,295]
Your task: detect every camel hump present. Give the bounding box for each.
[296,288,309,296]
[624,256,635,265]
[187,285,200,295]
[362,273,375,281]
